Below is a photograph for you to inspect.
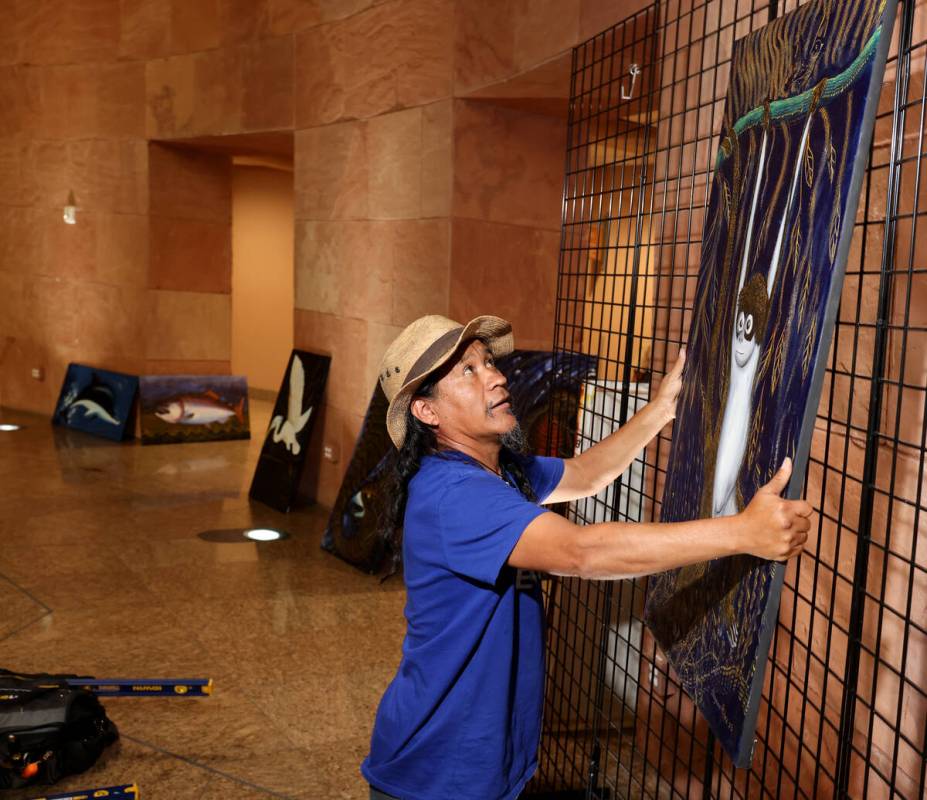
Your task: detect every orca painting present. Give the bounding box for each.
[52,364,138,442]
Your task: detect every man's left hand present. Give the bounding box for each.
[653,347,685,425]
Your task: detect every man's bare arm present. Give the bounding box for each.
[511,459,812,578]
[545,350,685,505]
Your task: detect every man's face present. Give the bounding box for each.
[420,339,517,445]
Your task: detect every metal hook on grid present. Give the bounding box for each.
[621,63,641,100]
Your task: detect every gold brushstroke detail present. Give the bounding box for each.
[821,106,836,181]
[802,315,818,378]
[805,139,815,188]
[830,205,842,261]
[759,121,791,251]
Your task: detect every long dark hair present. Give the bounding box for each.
[379,374,537,578]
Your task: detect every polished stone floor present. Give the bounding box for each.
[0,400,406,799]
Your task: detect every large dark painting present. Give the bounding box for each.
[321,350,596,573]
[643,0,898,766]
[139,375,250,445]
[249,350,331,512]
[52,364,138,442]
[320,382,392,573]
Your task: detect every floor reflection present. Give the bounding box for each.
[0,399,405,799]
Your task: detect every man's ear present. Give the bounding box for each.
[410,396,439,428]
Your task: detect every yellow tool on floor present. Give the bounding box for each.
[28,783,139,799]
[64,679,212,698]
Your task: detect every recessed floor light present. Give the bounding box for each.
[0,424,22,432]
[196,527,290,543]
[244,528,286,542]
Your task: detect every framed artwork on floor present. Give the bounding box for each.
[249,350,331,512]
[138,375,250,445]
[52,364,139,442]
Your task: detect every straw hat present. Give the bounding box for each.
[378,314,514,448]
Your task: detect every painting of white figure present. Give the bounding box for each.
[712,111,814,518]
[643,0,898,767]
[267,355,314,456]
[250,350,331,512]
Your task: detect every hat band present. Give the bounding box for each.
[406,326,465,385]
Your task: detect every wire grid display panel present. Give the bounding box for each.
[532,1,926,799]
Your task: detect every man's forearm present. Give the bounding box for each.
[569,515,742,580]
[574,400,671,494]
[514,458,809,577]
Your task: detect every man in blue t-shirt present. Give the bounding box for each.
[362,315,812,800]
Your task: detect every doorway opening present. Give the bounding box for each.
[147,132,295,395]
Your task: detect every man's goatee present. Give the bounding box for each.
[500,423,528,454]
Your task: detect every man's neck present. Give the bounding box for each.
[437,434,502,474]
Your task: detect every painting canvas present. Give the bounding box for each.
[321,350,596,573]
[249,350,331,512]
[643,0,898,767]
[320,382,392,573]
[52,364,138,442]
[138,375,250,445]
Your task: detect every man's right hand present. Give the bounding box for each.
[738,457,813,561]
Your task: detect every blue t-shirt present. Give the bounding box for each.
[361,450,565,800]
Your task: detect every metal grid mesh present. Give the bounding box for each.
[532,0,926,797]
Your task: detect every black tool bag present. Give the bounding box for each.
[0,670,118,790]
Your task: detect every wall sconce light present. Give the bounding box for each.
[63,190,77,225]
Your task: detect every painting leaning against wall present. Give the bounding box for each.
[642,0,898,767]
[52,364,139,442]
[138,375,251,445]
[249,350,330,512]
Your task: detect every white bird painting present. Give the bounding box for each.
[267,355,313,456]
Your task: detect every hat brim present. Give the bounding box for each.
[385,315,514,449]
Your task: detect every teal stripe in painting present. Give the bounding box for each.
[715,25,882,168]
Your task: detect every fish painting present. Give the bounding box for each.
[139,376,250,445]
[52,364,139,442]
[155,391,246,427]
